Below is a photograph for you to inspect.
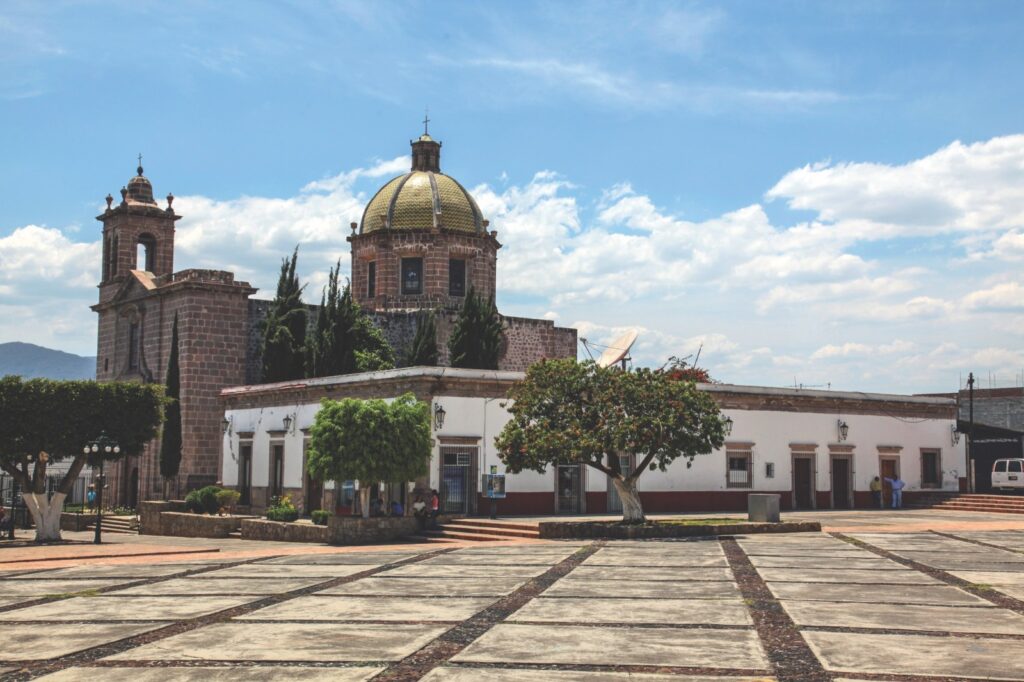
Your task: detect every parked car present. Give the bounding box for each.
[992,458,1024,491]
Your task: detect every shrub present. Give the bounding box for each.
[215,489,241,513]
[311,509,330,526]
[265,494,299,523]
[184,486,223,515]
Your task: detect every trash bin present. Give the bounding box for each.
[748,494,780,523]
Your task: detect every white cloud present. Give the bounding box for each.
[962,282,1024,312]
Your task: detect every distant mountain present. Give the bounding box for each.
[0,342,95,380]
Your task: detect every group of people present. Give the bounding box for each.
[366,489,441,529]
[870,474,907,509]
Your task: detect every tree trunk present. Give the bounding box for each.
[359,487,371,519]
[23,491,66,542]
[611,477,645,524]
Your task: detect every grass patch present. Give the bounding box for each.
[656,518,744,526]
[969,583,994,592]
[44,588,101,600]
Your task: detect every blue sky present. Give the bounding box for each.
[3,1,1024,392]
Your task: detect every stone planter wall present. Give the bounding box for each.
[139,500,254,538]
[241,518,330,543]
[327,515,419,545]
[59,512,93,531]
[538,520,822,540]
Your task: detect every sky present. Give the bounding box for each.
[2,0,1024,393]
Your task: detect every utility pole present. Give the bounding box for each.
[968,372,975,492]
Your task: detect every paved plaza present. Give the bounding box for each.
[1,514,1024,680]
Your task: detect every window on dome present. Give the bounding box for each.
[401,257,423,295]
[449,258,466,297]
[367,261,376,298]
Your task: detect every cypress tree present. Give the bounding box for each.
[159,313,182,493]
[449,286,502,369]
[261,247,307,382]
[404,311,439,366]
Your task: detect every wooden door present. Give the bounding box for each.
[793,456,814,509]
[880,457,898,507]
[831,456,852,509]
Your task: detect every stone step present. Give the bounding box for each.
[418,529,516,542]
[449,518,540,533]
[440,522,540,539]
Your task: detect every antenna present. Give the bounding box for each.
[596,329,639,370]
[692,343,703,369]
[579,337,596,362]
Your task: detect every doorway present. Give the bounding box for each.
[607,454,633,513]
[238,443,252,506]
[557,464,584,514]
[880,456,899,508]
[830,455,853,509]
[304,443,323,514]
[921,450,941,489]
[792,455,815,509]
[440,446,475,514]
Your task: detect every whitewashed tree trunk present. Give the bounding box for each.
[360,487,371,519]
[23,491,66,542]
[611,477,645,524]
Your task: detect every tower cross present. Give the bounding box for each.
[423,108,430,135]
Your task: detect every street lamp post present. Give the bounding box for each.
[83,432,120,545]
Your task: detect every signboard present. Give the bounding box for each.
[482,473,506,499]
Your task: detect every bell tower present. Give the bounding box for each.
[97,160,179,303]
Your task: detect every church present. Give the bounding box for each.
[93,130,964,516]
[92,131,576,507]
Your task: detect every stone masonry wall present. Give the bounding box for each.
[956,388,1024,431]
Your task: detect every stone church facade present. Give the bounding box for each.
[93,135,576,506]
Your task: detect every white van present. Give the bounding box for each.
[992,459,1024,491]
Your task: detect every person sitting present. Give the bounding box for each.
[0,507,10,533]
[369,496,384,517]
[390,499,404,517]
[412,495,427,530]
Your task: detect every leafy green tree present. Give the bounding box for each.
[159,313,182,496]
[306,261,394,377]
[404,311,439,366]
[0,377,165,541]
[496,359,726,523]
[448,286,502,369]
[262,246,307,382]
[306,393,430,518]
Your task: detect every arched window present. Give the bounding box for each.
[137,233,157,272]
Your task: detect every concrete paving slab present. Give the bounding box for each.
[107,622,448,662]
[37,666,385,681]
[115,577,326,595]
[238,595,495,621]
[737,546,869,557]
[949,569,1024,586]
[453,623,768,669]
[259,553,421,565]
[422,668,773,681]
[380,564,547,578]
[12,564,210,579]
[452,546,582,555]
[0,579,133,597]
[597,544,724,554]
[582,554,729,568]
[417,554,561,566]
[569,565,734,581]
[544,579,740,599]
[992,584,1024,600]
[200,563,372,578]
[897,550,1024,564]
[0,622,162,660]
[782,600,1024,634]
[766,581,988,605]
[317,576,525,597]
[746,555,899,569]
[510,597,751,625]
[756,567,939,584]
[0,595,257,621]
[903,559,1024,572]
[804,631,1024,680]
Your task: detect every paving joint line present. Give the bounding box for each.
[719,537,830,682]
[369,541,604,682]
[0,546,456,681]
[441,660,773,676]
[831,532,1024,616]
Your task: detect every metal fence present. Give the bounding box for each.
[1,473,94,530]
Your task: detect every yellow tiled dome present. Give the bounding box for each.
[359,134,485,234]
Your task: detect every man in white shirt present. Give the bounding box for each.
[884,476,906,509]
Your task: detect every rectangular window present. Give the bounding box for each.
[727,449,752,488]
[449,258,466,297]
[239,443,253,506]
[401,257,423,295]
[1011,460,1023,473]
[367,261,376,299]
[270,444,284,498]
[921,449,941,488]
[127,322,139,369]
[995,460,1008,473]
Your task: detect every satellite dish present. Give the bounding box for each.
[596,329,639,369]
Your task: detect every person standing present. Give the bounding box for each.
[86,485,97,512]
[884,475,906,509]
[869,476,883,509]
[429,489,440,529]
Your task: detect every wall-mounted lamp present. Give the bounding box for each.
[951,424,961,446]
[433,402,447,430]
[837,419,849,442]
[282,414,293,434]
[722,415,734,437]
[221,416,232,435]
